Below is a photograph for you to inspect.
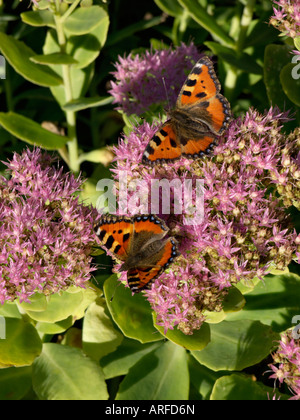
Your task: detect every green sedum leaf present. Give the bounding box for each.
[294,36,300,51]
[21,10,55,28]
[36,316,74,335]
[67,14,109,70]
[104,275,163,343]
[116,341,189,400]
[17,293,47,312]
[188,355,227,400]
[30,53,78,66]
[32,343,108,400]
[0,33,62,87]
[0,302,22,319]
[63,5,109,35]
[43,30,95,106]
[153,314,211,350]
[264,44,295,109]
[191,320,279,371]
[23,289,84,323]
[0,112,68,150]
[280,63,300,106]
[62,96,113,112]
[154,0,183,17]
[71,282,102,321]
[0,366,32,400]
[0,318,42,368]
[210,373,290,400]
[100,338,162,379]
[82,298,123,361]
[226,273,300,332]
[223,286,246,313]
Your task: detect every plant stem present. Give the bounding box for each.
[224,66,238,103]
[236,0,256,53]
[3,66,17,146]
[54,6,79,173]
[61,0,81,23]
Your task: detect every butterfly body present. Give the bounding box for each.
[94,214,179,293]
[142,56,231,164]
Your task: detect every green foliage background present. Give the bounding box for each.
[0,0,299,400]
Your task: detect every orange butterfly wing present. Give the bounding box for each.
[178,57,219,105]
[181,135,216,157]
[127,237,178,292]
[94,215,133,260]
[142,56,231,164]
[142,123,181,164]
[177,56,231,135]
[94,215,179,293]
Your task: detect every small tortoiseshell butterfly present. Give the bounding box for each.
[142,56,231,164]
[94,214,179,293]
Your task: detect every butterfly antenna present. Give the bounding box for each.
[162,77,171,113]
[109,280,123,302]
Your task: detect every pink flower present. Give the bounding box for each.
[109,43,200,115]
[0,148,97,303]
[110,107,299,334]
[270,0,300,38]
[268,330,300,400]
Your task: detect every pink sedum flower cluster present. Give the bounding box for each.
[111,107,300,334]
[109,43,200,116]
[269,329,300,400]
[0,148,97,303]
[270,0,300,39]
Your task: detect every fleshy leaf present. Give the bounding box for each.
[226,273,300,332]
[21,10,55,28]
[36,316,74,335]
[63,5,109,35]
[115,341,189,400]
[264,44,294,109]
[223,286,246,313]
[191,320,279,371]
[104,275,163,343]
[43,30,94,106]
[0,33,62,87]
[0,366,32,400]
[30,53,78,65]
[82,298,123,361]
[100,338,162,379]
[32,343,108,400]
[211,373,289,400]
[62,96,113,112]
[153,313,211,350]
[0,112,68,150]
[23,289,83,323]
[280,62,300,106]
[154,0,183,17]
[0,318,42,368]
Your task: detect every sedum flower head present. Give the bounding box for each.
[111,107,299,334]
[270,0,300,39]
[268,330,300,400]
[109,43,200,116]
[0,148,97,303]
